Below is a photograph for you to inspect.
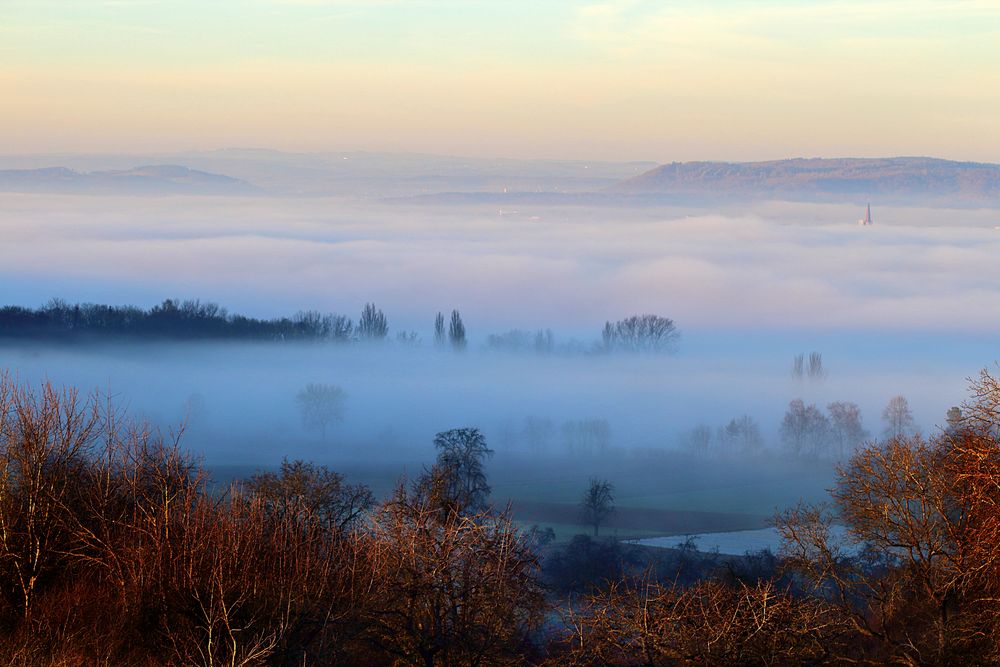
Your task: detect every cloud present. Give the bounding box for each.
[2,194,999,334]
[2,193,996,463]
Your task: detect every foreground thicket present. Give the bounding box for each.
[561,369,1000,666]
[0,374,543,665]
[1,370,999,665]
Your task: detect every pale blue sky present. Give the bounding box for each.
[3,0,999,160]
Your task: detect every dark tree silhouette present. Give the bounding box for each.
[434,311,446,347]
[807,351,825,379]
[357,302,388,340]
[419,427,493,514]
[246,459,373,534]
[448,310,466,350]
[580,478,615,536]
[602,314,678,352]
[0,298,354,342]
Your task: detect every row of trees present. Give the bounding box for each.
[781,395,920,460]
[434,310,467,350]
[683,395,917,461]
[602,314,679,353]
[0,298,377,343]
[780,399,869,460]
[791,351,825,379]
[486,328,555,354]
[685,415,765,458]
[1,299,682,355]
[1,370,999,664]
[498,416,613,455]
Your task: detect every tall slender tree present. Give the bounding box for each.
[449,310,466,350]
[434,311,446,347]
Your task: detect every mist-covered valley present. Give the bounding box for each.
[2,190,997,539]
[8,0,1000,660]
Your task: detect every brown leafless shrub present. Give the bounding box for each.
[361,484,547,666]
[557,576,849,666]
[775,368,1000,665]
[0,374,101,622]
[0,374,380,665]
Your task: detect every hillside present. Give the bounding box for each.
[613,157,1000,203]
[0,164,257,194]
[0,150,655,197]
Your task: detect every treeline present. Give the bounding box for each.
[6,371,996,664]
[0,299,355,342]
[0,299,679,354]
[681,394,927,462]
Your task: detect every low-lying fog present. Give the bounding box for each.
[0,335,988,466]
[1,193,997,507]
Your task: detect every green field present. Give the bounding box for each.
[212,450,839,544]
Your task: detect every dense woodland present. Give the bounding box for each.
[0,368,998,665]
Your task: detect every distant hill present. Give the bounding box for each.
[613,157,1000,204]
[0,164,257,194]
[0,150,655,197]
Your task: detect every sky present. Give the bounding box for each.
[2,0,999,161]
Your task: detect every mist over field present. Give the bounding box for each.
[2,192,995,488]
[5,1,1000,660]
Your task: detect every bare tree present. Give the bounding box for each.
[780,399,830,459]
[792,353,805,379]
[0,376,100,619]
[827,401,867,459]
[807,351,824,379]
[246,459,373,534]
[357,302,388,340]
[882,394,915,439]
[295,383,347,439]
[580,478,615,536]
[328,314,353,341]
[774,369,1000,665]
[601,314,679,353]
[434,312,446,347]
[418,427,493,514]
[449,310,466,350]
[365,486,545,666]
[561,577,849,665]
